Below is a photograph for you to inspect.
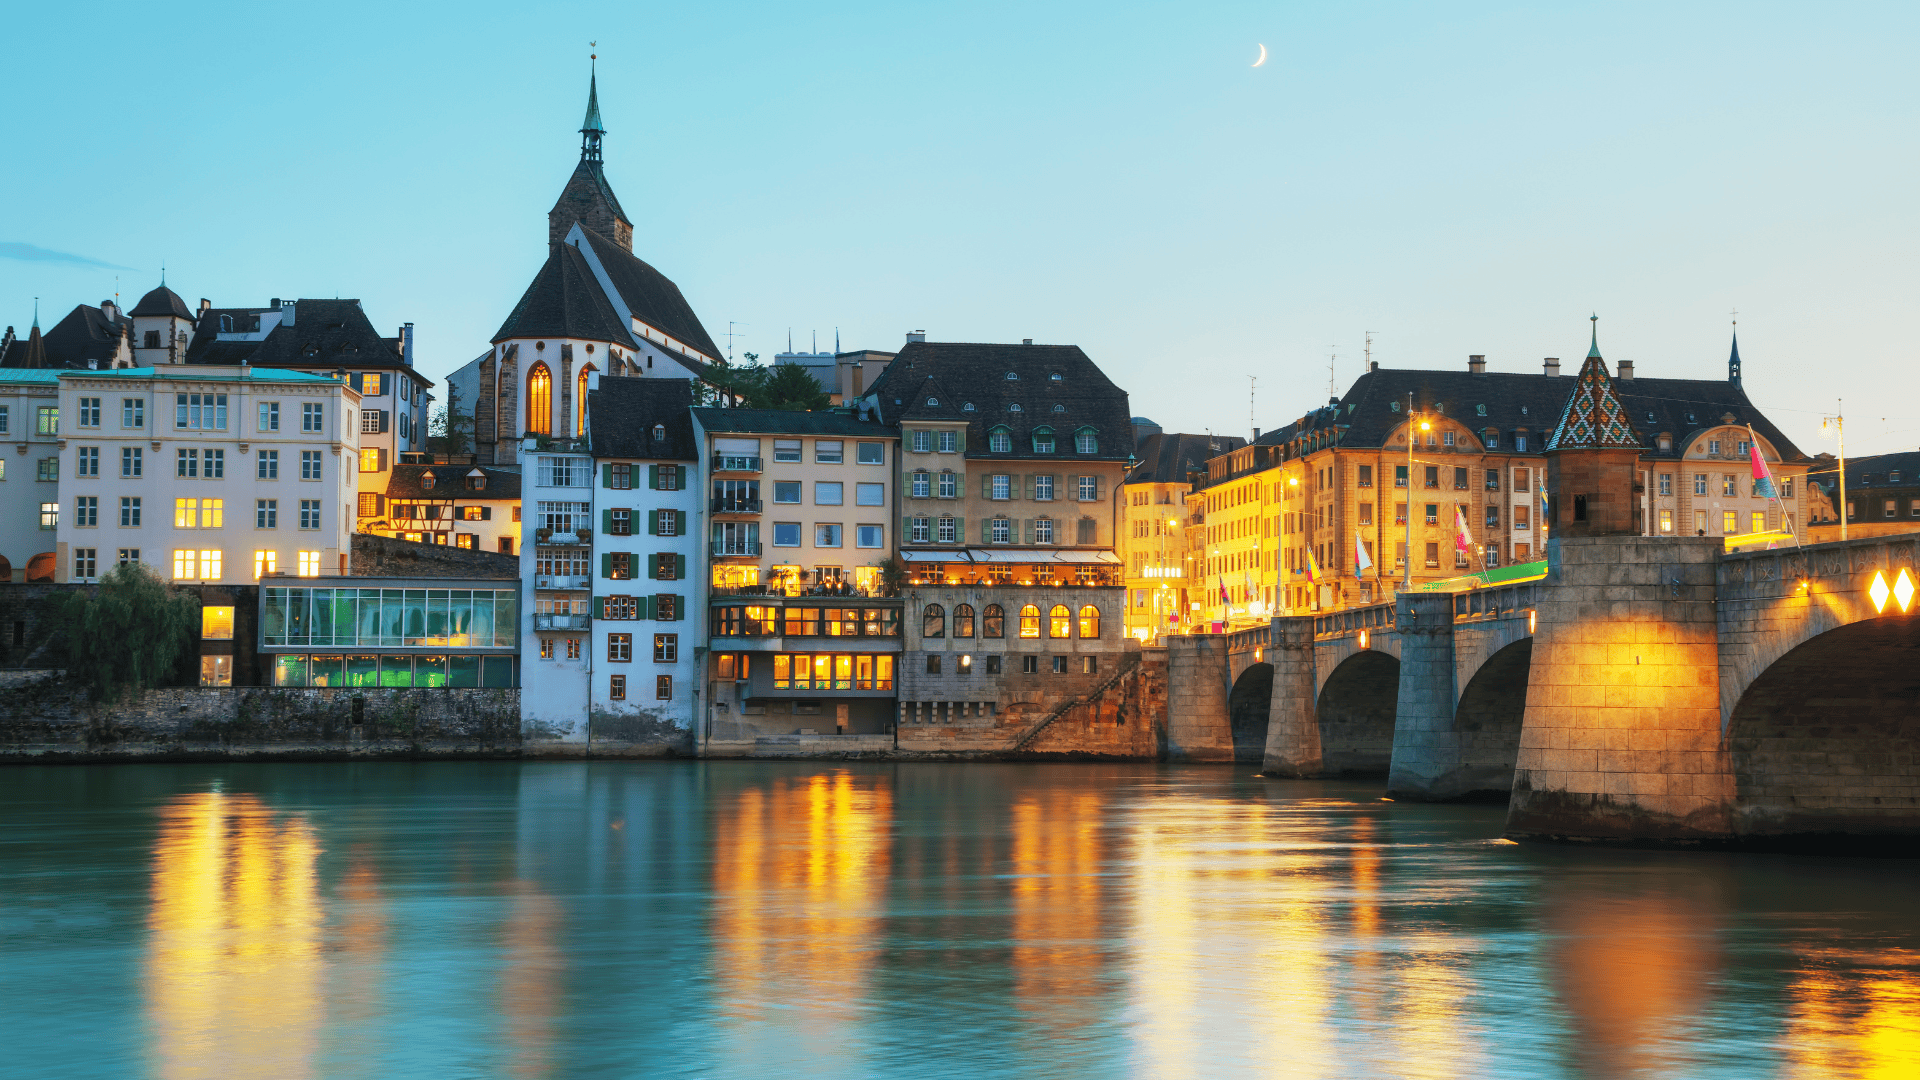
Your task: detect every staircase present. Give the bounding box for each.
[1008,656,1140,751]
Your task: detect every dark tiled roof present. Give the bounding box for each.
[493,242,632,346]
[1805,450,1920,492]
[200,299,430,384]
[576,227,722,361]
[552,160,629,235]
[129,284,193,320]
[41,303,130,368]
[382,464,522,501]
[690,406,896,438]
[1546,355,1644,450]
[1127,432,1248,484]
[5,324,49,369]
[589,378,699,461]
[864,341,1134,463]
[184,307,271,361]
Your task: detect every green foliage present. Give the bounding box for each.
[703,352,767,406]
[431,383,474,455]
[750,363,832,412]
[61,563,197,704]
[877,557,907,596]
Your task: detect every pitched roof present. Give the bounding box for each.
[8,323,49,369]
[194,299,429,383]
[1546,354,1643,451]
[863,341,1134,462]
[690,406,895,438]
[575,227,722,361]
[1126,432,1248,484]
[130,284,193,320]
[183,306,272,361]
[589,378,699,461]
[492,242,632,346]
[382,463,521,501]
[1806,450,1920,492]
[40,303,130,368]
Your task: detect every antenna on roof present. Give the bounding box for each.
[726,321,748,362]
[1365,330,1374,371]
[1328,347,1338,400]
[1249,375,1257,441]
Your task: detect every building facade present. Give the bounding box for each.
[1119,431,1242,641]
[366,463,521,552]
[1804,451,1917,543]
[518,439,596,740]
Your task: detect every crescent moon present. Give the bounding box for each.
[1253,43,1267,67]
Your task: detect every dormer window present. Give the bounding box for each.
[1686,412,1697,425]
[1052,404,1065,413]
[652,423,666,441]
[1390,401,1401,413]
[1894,471,1904,483]
[1009,403,1023,413]
[468,474,486,491]
[1484,428,1499,449]
[1005,371,1018,380]
[962,402,975,412]
[1658,433,1672,452]
[1049,372,1063,381]
[1075,428,1098,454]
[1476,404,1486,416]
[927,397,939,406]
[1520,405,1529,416]
[989,426,1012,453]
[1032,427,1055,454]
[420,471,436,490]
[218,315,232,333]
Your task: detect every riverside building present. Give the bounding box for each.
[1118,430,1242,640]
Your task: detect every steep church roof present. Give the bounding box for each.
[492,241,632,346]
[576,226,723,361]
[1546,320,1644,451]
[6,323,50,369]
[130,284,193,320]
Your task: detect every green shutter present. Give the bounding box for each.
[649,464,660,489]
[1024,518,1034,544]
[674,510,687,532]
[1050,474,1061,501]
[1025,474,1035,500]
[671,594,684,621]
[954,517,964,543]
[956,429,966,452]
[602,508,613,533]
[675,553,686,579]
[647,509,659,535]
[981,473,992,499]
[1095,476,1105,500]
[982,518,991,544]
[647,553,658,579]
[480,506,492,520]
[642,595,656,620]
[594,596,607,618]
[600,553,612,578]
[602,464,613,488]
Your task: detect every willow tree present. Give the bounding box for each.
[61,563,196,703]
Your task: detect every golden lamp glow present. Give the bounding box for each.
[1898,569,1917,613]
[1358,628,1369,649]
[1870,571,1892,614]
[1254,647,1263,662]
[1528,609,1537,634]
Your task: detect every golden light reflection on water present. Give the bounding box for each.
[1011,791,1106,1038]
[146,792,322,1080]
[499,882,560,1080]
[1784,951,1920,1078]
[712,770,892,1056]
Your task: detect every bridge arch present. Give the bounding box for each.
[1227,662,1272,764]
[1726,615,1920,839]
[1445,637,1531,799]
[1314,650,1398,776]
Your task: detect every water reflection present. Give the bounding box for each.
[1786,950,1920,1077]
[146,792,322,1080]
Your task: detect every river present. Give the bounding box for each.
[1,762,1915,1078]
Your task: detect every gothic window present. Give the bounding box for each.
[576,363,596,434]
[527,362,552,435]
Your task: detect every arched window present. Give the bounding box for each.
[1005,371,1019,380]
[953,604,976,638]
[1018,604,1041,638]
[983,604,1005,638]
[1077,605,1100,638]
[526,362,552,435]
[576,363,596,434]
[1049,604,1071,638]
[989,427,1012,453]
[1031,426,1055,454]
[923,603,945,639]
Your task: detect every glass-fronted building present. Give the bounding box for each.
[260,577,519,687]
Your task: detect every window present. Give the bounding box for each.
[1443,430,1455,448]
[1358,465,1373,488]
[911,471,931,498]
[298,451,320,481]
[171,549,196,579]
[254,550,277,577]
[608,634,632,662]
[37,406,58,436]
[73,496,97,528]
[260,450,280,479]
[924,604,945,638]
[773,522,801,547]
[1485,505,1500,528]
[174,498,199,528]
[816,482,844,505]
[77,446,98,478]
[1019,604,1041,638]
[1887,499,1899,519]
[1034,517,1054,544]
[1049,604,1071,638]
[1425,504,1439,526]
[989,429,1011,453]
[176,449,199,478]
[1075,430,1098,454]
[608,552,633,580]
[1078,476,1097,501]
[1783,479,1794,498]
[537,457,585,487]
[815,524,842,547]
[653,633,678,662]
[1033,428,1055,454]
[1660,509,1674,533]
[656,675,673,700]
[991,517,1011,544]
[1022,655,1039,674]
[1424,466,1439,489]
[772,480,802,504]
[1709,439,1722,456]
[198,549,223,579]
[120,497,141,527]
[938,472,956,499]
[75,397,100,428]
[1425,542,1440,568]
[1659,474,1673,496]
[609,508,631,535]
[911,430,931,453]
[857,524,883,548]
[938,516,956,543]
[114,447,140,479]
[983,605,1005,638]
[526,362,551,434]
[122,399,143,429]
[856,482,885,506]
[174,394,225,431]
[1454,467,1468,489]
[1078,605,1100,638]
[1034,475,1054,501]
[609,674,626,700]
[910,516,929,543]
[774,439,802,463]
[204,449,224,479]
[1051,655,1068,674]
[815,440,844,464]
[299,500,321,530]
[605,595,638,620]
[992,475,1011,500]
[361,410,385,434]
[540,639,554,660]
[851,440,887,466]
[656,466,682,492]
[1694,473,1708,496]
[1721,510,1738,534]
[937,430,956,453]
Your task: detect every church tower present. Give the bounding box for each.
[548,62,634,254]
[1545,316,1646,536]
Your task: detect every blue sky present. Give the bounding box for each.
[3,1,1915,454]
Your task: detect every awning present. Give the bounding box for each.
[963,548,1121,565]
[898,550,972,563]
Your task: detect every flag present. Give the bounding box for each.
[1353,529,1373,579]
[1749,438,1779,500]
[1219,579,1230,604]
[1454,506,1474,552]
[1305,546,1321,583]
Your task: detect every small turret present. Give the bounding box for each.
[1728,327,1743,387]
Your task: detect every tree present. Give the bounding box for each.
[60,562,197,704]
[431,383,474,456]
[702,351,767,407]
[750,362,831,411]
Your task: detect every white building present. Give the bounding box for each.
[46,366,361,584]
[519,437,596,744]
[0,366,65,581]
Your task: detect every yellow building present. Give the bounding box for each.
[1118,432,1242,640]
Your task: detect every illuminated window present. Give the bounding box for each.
[298,551,321,577]
[199,655,232,687]
[1752,511,1767,533]
[609,674,625,700]
[953,604,975,638]
[1077,605,1100,638]
[1723,510,1738,534]
[576,363,595,433]
[656,675,672,700]
[526,362,552,435]
[199,550,222,579]
[175,498,199,528]
[202,606,235,640]
[1019,604,1041,638]
[254,550,277,578]
[203,499,224,528]
[1048,604,1071,638]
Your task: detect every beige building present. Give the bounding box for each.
[1119,431,1243,640]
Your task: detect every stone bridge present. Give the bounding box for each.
[1166,534,1920,846]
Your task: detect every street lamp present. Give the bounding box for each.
[1404,393,1428,591]
[1821,401,1847,541]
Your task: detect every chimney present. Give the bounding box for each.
[1370,360,1378,372]
[271,298,281,309]
[905,330,926,344]
[1617,359,1634,381]
[1253,427,1261,439]
[1544,357,1560,377]
[198,298,211,316]
[282,301,296,327]
[1468,354,1487,376]
[401,322,415,366]
[1022,338,1033,345]
[101,301,117,319]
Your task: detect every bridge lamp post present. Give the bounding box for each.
[1404,395,1429,593]
[1821,403,1847,542]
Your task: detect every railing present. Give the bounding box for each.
[710,497,763,514]
[536,529,591,546]
[535,574,591,590]
[1314,603,1396,637]
[712,540,762,557]
[534,613,592,631]
[711,455,762,473]
[710,584,900,599]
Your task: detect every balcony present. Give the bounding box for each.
[535,528,591,546]
[535,574,591,590]
[534,613,592,631]
[710,497,763,514]
[711,454,762,473]
[712,540,762,557]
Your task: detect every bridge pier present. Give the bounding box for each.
[1386,595,1475,800]
[1260,616,1319,776]
[1165,635,1235,762]
[1506,536,1735,842]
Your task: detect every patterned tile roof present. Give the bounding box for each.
[1546,325,1644,451]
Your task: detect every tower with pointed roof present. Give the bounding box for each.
[549,62,633,254]
[129,281,195,365]
[1728,327,1743,387]
[1545,316,1646,536]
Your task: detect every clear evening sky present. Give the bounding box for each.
[3,2,1914,455]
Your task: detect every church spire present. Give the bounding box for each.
[1587,313,1602,359]
[580,53,605,163]
[1728,319,1743,387]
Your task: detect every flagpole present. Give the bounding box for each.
[1749,423,1803,549]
